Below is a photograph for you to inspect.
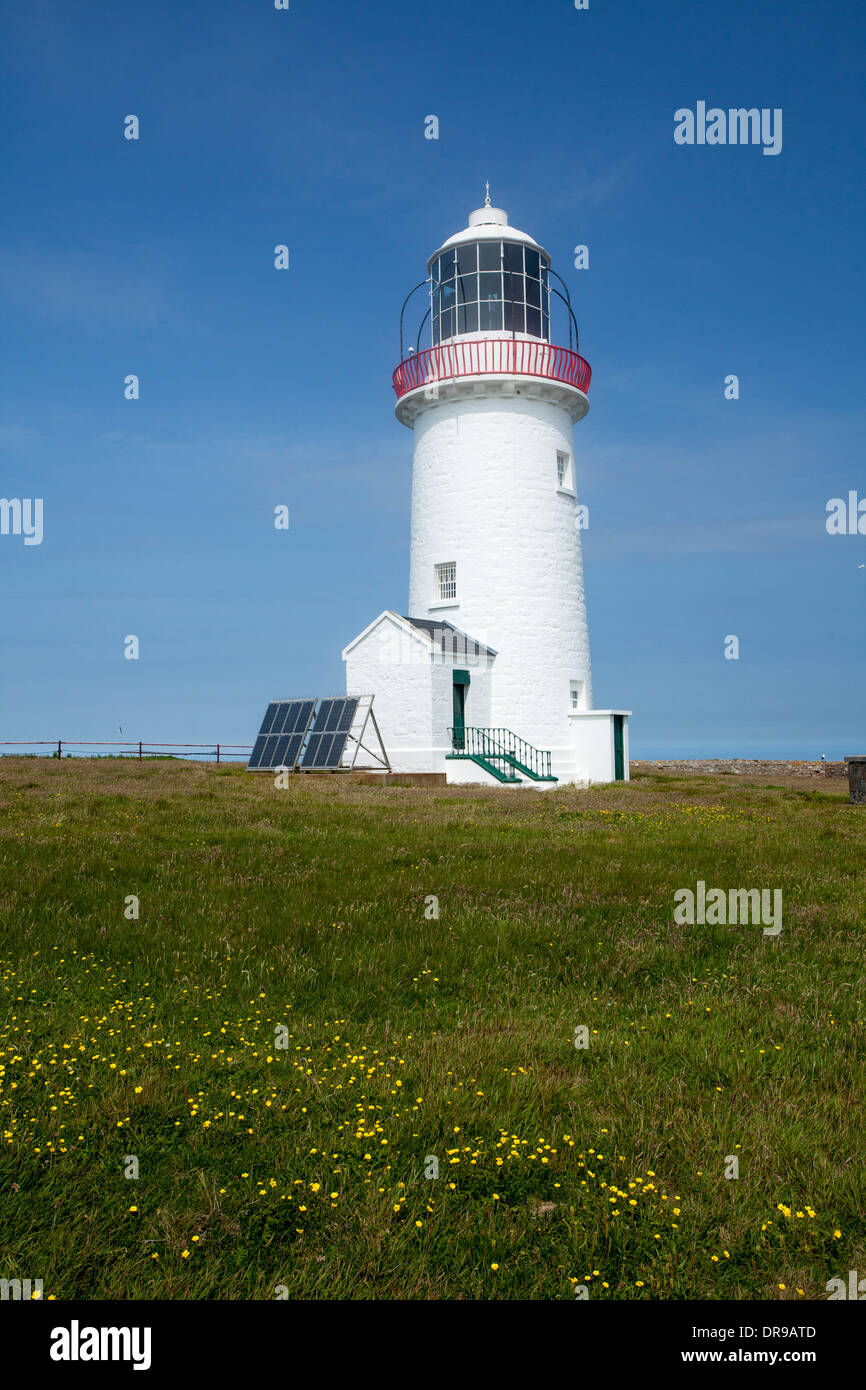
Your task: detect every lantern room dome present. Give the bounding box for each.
[428,203,547,265]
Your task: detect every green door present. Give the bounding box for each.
[452,681,466,750]
[613,715,625,781]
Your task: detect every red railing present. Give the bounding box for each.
[0,741,252,763]
[392,339,592,400]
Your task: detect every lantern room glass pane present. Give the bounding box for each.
[504,299,525,333]
[505,272,524,306]
[503,242,524,272]
[425,238,552,344]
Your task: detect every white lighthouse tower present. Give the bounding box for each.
[343,193,630,785]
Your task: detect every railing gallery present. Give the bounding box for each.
[392,339,592,400]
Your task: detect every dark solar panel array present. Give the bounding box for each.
[298,697,359,770]
[247,699,316,770]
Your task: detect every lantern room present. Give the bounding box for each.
[429,206,552,344]
[398,191,581,360]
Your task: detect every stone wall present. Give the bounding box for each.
[630,759,848,778]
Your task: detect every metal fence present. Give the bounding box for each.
[0,741,253,762]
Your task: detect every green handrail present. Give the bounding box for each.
[447,726,554,779]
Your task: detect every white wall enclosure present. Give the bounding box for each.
[342,196,631,786]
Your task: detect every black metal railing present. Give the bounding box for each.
[447,726,553,780]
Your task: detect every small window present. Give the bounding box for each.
[557,451,574,491]
[570,681,583,711]
[435,562,457,601]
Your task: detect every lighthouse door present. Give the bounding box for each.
[452,671,469,750]
[613,715,625,781]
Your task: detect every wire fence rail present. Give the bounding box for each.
[0,741,253,762]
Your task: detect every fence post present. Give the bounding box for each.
[138,741,142,762]
[216,744,220,764]
[58,739,62,759]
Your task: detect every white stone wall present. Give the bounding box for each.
[568,712,630,784]
[344,619,433,772]
[408,392,593,760]
[344,614,495,773]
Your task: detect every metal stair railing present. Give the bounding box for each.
[448,726,554,780]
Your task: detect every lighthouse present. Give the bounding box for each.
[343,193,630,785]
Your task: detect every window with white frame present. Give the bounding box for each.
[570,680,583,711]
[435,562,457,601]
[557,451,574,491]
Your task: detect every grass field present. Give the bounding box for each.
[0,758,862,1300]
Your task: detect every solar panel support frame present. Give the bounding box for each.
[341,695,391,772]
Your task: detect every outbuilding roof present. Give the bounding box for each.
[403,616,497,659]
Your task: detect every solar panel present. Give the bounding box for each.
[298,697,359,770]
[283,733,305,765]
[247,699,316,770]
[268,706,289,736]
[308,733,332,768]
[249,697,361,773]
[318,700,336,732]
[260,702,281,735]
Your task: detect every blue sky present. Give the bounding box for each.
[2,0,864,758]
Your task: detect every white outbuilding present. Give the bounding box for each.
[343,195,630,786]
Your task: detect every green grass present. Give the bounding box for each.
[0,758,862,1300]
